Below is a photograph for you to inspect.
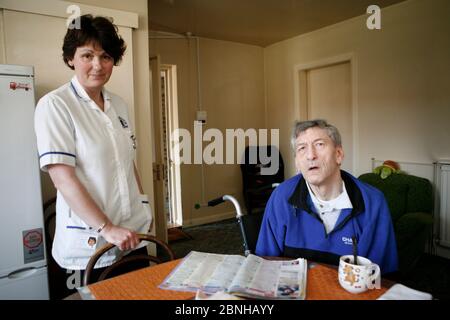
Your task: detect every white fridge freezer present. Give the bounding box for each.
[0,64,49,299]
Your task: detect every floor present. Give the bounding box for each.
[170,218,244,258]
[170,218,450,300]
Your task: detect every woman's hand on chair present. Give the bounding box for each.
[100,223,140,251]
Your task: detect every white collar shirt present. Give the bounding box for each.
[34,76,152,269]
[306,181,353,234]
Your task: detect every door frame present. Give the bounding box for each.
[293,53,358,174]
[150,55,168,242]
[160,64,183,228]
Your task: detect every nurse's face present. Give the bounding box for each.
[68,42,114,94]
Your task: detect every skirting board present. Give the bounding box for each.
[184,210,237,228]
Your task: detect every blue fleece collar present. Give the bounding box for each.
[287,171,365,219]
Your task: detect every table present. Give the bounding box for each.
[66,258,393,300]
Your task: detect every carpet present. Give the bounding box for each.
[170,218,244,258]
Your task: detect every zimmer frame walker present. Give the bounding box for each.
[207,183,279,256]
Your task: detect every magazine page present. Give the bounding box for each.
[228,255,307,299]
[227,254,265,292]
[273,259,307,299]
[202,254,246,293]
[159,251,245,293]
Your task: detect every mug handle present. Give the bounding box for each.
[366,264,381,289]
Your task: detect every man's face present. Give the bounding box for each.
[294,127,344,187]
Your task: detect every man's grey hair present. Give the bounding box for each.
[291,119,342,151]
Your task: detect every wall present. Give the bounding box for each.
[149,36,265,225]
[264,0,450,179]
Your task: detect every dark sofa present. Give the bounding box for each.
[358,172,434,276]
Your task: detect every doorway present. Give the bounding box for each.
[296,59,354,173]
[160,65,183,231]
[150,57,185,242]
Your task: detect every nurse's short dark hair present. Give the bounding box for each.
[291,119,342,151]
[62,14,126,69]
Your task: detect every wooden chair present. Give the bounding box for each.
[43,196,57,251]
[43,196,70,300]
[83,234,175,286]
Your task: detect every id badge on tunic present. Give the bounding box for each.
[73,229,98,251]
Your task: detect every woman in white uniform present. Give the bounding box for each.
[34,14,152,297]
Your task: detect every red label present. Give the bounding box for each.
[23,230,43,249]
[9,82,31,91]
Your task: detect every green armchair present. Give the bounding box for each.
[358,172,434,275]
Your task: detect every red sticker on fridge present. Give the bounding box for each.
[23,230,43,249]
[22,228,45,264]
[10,82,31,91]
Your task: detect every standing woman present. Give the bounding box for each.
[34,15,152,296]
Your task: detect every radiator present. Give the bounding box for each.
[436,162,450,248]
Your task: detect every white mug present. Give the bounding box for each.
[338,255,381,294]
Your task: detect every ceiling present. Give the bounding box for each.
[148,0,407,47]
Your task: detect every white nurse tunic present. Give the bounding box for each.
[34,76,152,269]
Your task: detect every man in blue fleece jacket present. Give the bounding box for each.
[255,120,398,275]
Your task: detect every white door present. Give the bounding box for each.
[306,62,353,173]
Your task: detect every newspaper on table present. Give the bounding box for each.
[159,251,307,299]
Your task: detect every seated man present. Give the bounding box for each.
[255,119,398,274]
